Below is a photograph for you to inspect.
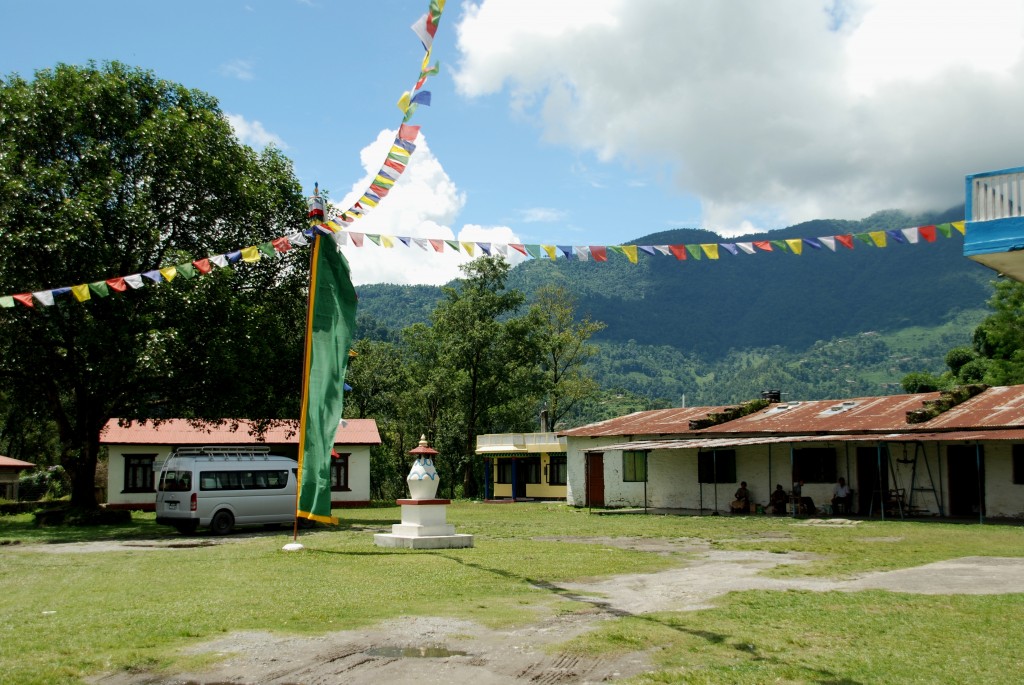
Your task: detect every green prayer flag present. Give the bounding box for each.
[366,234,382,246]
[296,234,358,524]
[855,233,875,246]
[771,240,789,252]
[525,244,541,259]
[936,223,952,238]
[445,239,460,252]
[686,244,702,260]
[89,281,110,298]
[0,296,13,308]
[176,263,197,279]
[258,242,277,259]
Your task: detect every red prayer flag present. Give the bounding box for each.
[835,234,855,249]
[589,246,608,262]
[398,124,420,141]
[193,258,212,274]
[509,244,528,256]
[349,232,364,247]
[753,241,773,252]
[271,237,292,253]
[106,277,128,292]
[429,239,445,252]
[12,293,34,308]
[669,245,688,260]
[919,225,937,242]
[368,184,390,197]
[384,159,406,174]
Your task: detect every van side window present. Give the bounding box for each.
[199,469,289,491]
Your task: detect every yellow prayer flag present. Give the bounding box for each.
[701,243,720,259]
[71,284,90,302]
[159,266,178,281]
[421,48,432,72]
[622,245,638,264]
[241,246,260,263]
[381,235,394,248]
[397,91,411,113]
[360,195,378,208]
[542,245,558,260]
[461,241,475,256]
[869,230,887,247]
[785,239,803,255]
[953,220,966,235]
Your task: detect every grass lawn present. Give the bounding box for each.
[1,503,1023,684]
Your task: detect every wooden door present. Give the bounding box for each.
[586,453,604,507]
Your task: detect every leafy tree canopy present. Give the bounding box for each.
[0,62,309,508]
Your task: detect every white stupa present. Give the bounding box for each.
[374,436,474,549]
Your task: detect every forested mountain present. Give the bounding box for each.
[356,207,996,406]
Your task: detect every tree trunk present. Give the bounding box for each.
[64,439,99,510]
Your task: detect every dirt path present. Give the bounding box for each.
[80,534,1024,685]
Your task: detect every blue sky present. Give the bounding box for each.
[4,0,1024,285]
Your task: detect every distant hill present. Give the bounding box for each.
[360,207,991,346]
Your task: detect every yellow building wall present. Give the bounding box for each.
[489,452,567,499]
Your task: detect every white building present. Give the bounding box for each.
[101,418,380,511]
[560,386,1024,521]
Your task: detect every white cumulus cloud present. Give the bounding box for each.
[226,113,287,150]
[453,0,1024,234]
[331,130,525,286]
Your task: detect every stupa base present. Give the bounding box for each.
[373,532,474,549]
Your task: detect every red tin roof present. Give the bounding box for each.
[0,456,36,469]
[100,418,381,446]
[558,406,734,438]
[917,385,1024,429]
[699,393,941,435]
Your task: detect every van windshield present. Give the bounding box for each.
[159,470,192,492]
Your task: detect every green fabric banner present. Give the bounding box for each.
[296,234,358,524]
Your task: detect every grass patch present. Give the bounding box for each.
[2,502,1023,683]
[569,591,1024,684]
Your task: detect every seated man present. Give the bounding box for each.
[770,484,788,515]
[731,481,751,513]
[832,477,853,514]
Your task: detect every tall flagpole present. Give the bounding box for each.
[283,184,326,552]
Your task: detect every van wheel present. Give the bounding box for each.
[210,510,234,536]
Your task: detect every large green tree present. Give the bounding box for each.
[527,285,605,430]
[0,63,309,508]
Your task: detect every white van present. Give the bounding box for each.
[155,446,297,535]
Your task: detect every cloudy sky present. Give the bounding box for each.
[3,0,1024,286]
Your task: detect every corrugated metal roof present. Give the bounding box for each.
[582,428,1024,453]
[100,418,381,446]
[700,393,941,435]
[0,456,36,468]
[558,406,734,438]
[918,385,1024,429]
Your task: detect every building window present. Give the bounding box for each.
[124,454,156,493]
[622,451,648,482]
[548,454,567,485]
[331,453,350,491]
[522,457,541,484]
[698,450,737,484]
[495,460,513,484]
[1013,445,1024,485]
[792,447,837,483]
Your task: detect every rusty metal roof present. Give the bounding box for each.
[917,385,1024,429]
[558,406,735,438]
[100,418,381,446]
[583,428,1024,453]
[698,393,942,435]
